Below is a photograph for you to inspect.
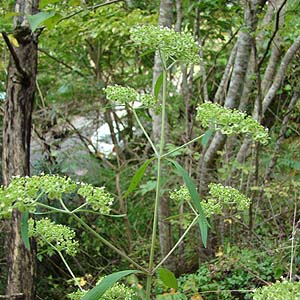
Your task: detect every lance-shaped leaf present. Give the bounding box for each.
[82,270,141,300]
[201,128,214,148]
[123,157,155,198]
[154,73,163,100]
[167,159,208,247]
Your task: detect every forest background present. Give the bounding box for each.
[0,0,300,299]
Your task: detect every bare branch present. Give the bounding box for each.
[1,31,27,79]
[38,48,87,78]
[258,0,288,70]
[57,0,124,24]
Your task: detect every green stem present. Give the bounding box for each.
[146,54,167,300]
[161,134,205,159]
[71,202,88,213]
[59,198,70,212]
[152,214,199,274]
[132,108,159,157]
[57,248,83,292]
[36,202,70,214]
[46,240,83,292]
[71,213,148,273]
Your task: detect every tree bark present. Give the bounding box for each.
[236,36,300,163]
[198,0,265,194]
[214,42,238,105]
[264,91,299,181]
[2,0,39,299]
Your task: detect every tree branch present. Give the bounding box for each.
[38,48,87,78]
[57,0,124,24]
[1,31,28,79]
[258,0,288,70]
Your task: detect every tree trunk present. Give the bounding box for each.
[236,36,300,164]
[264,91,299,181]
[198,0,265,194]
[151,0,174,271]
[2,0,39,299]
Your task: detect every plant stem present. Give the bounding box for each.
[36,202,70,214]
[71,202,88,213]
[146,54,167,300]
[289,201,297,281]
[153,214,199,274]
[71,213,148,273]
[132,108,159,156]
[161,134,205,159]
[56,248,83,292]
[59,198,70,212]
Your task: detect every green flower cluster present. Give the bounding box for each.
[104,85,156,108]
[67,290,87,300]
[253,281,300,300]
[139,94,157,108]
[28,218,79,256]
[196,102,269,144]
[104,85,138,104]
[170,184,250,219]
[77,183,113,214]
[208,183,251,212]
[0,174,77,216]
[68,280,136,300]
[170,186,222,218]
[0,174,113,218]
[169,186,191,205]
[130,25,199,64]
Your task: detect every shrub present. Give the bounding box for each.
[253,281,300,300]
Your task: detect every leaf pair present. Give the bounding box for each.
[124,157,208,247]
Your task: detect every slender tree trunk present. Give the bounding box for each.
[195,0,209,102]
[214,42,238,105]
[151,0,174,271]
[198,0,265,194]
[265,91,299,180]
[2,1,39,299]
[236,36,300,163]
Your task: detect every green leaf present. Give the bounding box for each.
[167,159,208,247]
[157,268,178,289]
[40,0,61,9]
[82,270,141,300]
[123,157,155,198]
[43,13,62,30]
[21,212,30,250]
[27,11,55,32]
[154,73,163,100]
[201,128,214,148]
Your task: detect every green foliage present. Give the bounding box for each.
[77,183,113,214]
[168,159,208,247]
[80,271,139,300]
[207,183,250,216]
[68,280,136,300]
[104,85,138,104]
[29,217,79,256]
[157,268,178,290]
[124,157,155,198]
[27,11,56,32]
[0,174,113,218]
[170,183,250,219]
[196,102,269,144]
[154,246,276,300]
[104,85,156,108]
[130,25,200,64]
[253,281,300,300]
